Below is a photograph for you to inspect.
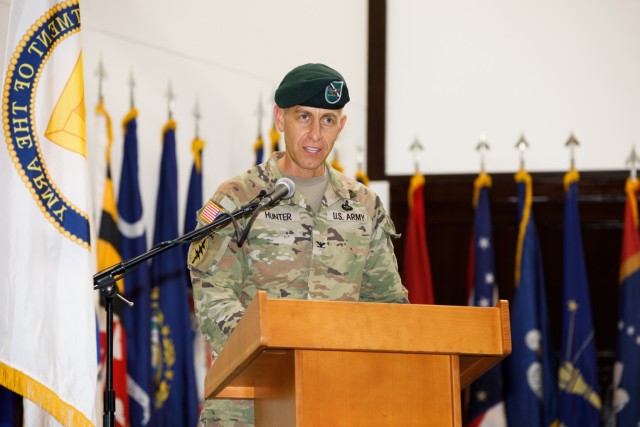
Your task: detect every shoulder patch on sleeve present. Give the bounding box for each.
[188,234,232,273]
[188,238,208,265]
[199,201,223,224]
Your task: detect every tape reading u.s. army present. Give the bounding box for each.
[327,208,367,222]
[3,0,89,247]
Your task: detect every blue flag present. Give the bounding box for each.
[151,120,199,427]
[612,178,640,426]
[0,386,21,427]
[558,170,601,426]
[117,109,154,427]
[504,170,558,426]
[467,173,507,427]
[183,136,208,410]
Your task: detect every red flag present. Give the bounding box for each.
[402,173,435,304]
[612,177,640,426]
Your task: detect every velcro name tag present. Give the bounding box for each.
[327,208,367,222]
[257,209,300,222]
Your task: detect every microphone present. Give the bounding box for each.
[258,178,296,208]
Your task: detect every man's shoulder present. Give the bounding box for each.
[214,163,276,206]
[331,169,380,207]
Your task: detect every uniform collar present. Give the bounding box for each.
[266,151,351,205]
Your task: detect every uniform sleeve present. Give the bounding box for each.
[187,195,247,355]
[360,196,410,303]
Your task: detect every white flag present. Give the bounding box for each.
[0,0,97,425]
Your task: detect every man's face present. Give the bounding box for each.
[274,105,347,178]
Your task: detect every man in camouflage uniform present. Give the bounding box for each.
[188,63,409,426]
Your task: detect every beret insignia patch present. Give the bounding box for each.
[325,81,344,104]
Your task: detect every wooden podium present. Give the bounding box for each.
[205,291,511,427]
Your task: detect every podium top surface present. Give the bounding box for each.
[206,291,511,398]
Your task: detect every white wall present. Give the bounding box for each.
[387,0,640,175]
[0,0,369,233]
[2,0,639,239]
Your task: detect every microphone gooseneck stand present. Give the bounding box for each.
[93,195,264,427]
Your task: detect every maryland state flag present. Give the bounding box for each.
[402,172,434,304]
[183,136,205,275]
[504,170,558,426]
[118,108,153,427]
[0,0,97,424]
[151,120,199,426]
[96,101,130,426]
[467,172,507,426]
[183,135,211,409]
[558,169,601,426]
[612,177,640,426]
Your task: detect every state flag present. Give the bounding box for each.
[0,1,97,424]
[467,172,507,427]
[558,169,601,426]
[612,177,640,426]
[402,172,434,304]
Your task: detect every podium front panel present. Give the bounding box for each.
[251,349,461,427]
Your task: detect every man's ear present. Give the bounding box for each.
[338,114,348,133]
[274,105,285,132]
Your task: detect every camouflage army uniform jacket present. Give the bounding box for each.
[188,151,409,357]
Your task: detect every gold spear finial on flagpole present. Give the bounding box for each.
[193,96,201,139]
[565,133,580,170]
[166,81,175,120]
[476,134,490,172]
[128,70,136,109]
[256,93,263,137]
[515,133,529,170]
[409,137,423,174]
[626,145,639,181]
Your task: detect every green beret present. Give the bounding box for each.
[275,63,350,110]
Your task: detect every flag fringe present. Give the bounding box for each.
[407,172,425,210]
[0,361,94,427]
[95,101,114,163]
[472,172,492,207]
[162,119,177,135]
[563,167,579,191]
[514,169,532,286]
[625,177,639,229]
[122,107,138,129]
[191,137,205,173]
[355,169,370,186]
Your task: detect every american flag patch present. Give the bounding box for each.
[200,201,222,224]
